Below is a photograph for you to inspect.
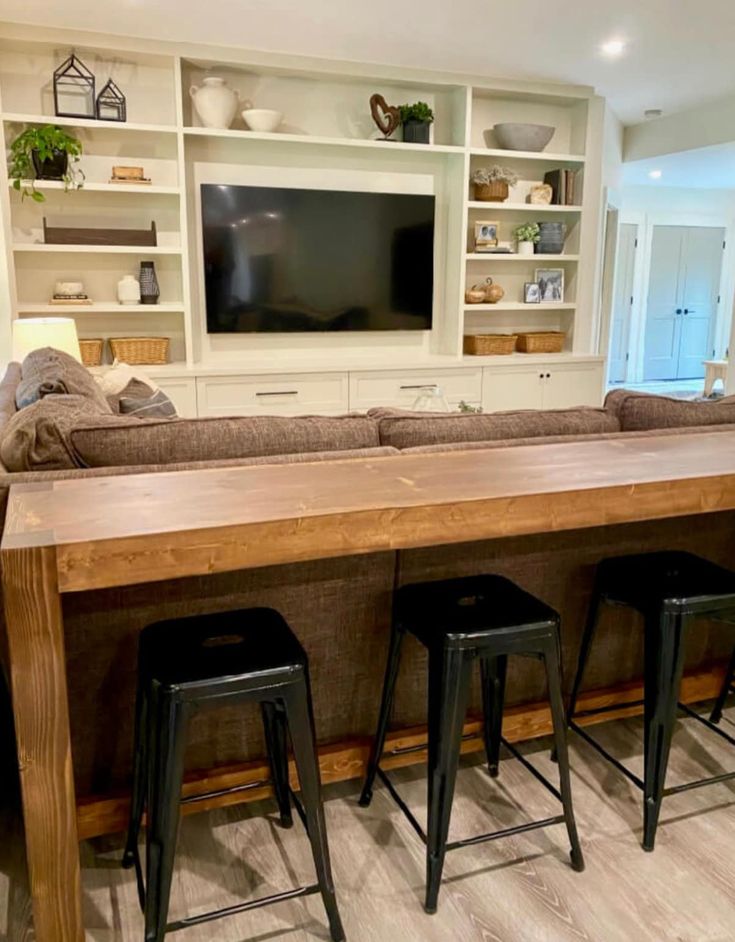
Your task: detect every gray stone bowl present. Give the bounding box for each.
[491,123,555,152]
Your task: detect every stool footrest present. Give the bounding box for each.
[166,884,321,932]
[446,815,566,852]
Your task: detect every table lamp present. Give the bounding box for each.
[12,317,82,363]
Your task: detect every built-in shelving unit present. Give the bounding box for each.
[0,24,606,408]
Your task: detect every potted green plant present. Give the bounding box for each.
[514,222,540,256]
[9,124,84,202]
[399,101,434,145]
[471,166,519,202]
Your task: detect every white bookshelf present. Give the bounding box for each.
[0,23,606,408]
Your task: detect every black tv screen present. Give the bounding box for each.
[201,184,435,333]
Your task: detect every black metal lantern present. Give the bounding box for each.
[96,79,127,122]
[53,53,96,119]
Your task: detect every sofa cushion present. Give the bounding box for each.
[372,406,619,449]
[0,395,140,471]
[616,392,735,431]
[70,414,381,468]
[16,347,112,413]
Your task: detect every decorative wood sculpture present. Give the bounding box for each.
[370,93,400,140]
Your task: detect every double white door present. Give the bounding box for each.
[644,226,724,381]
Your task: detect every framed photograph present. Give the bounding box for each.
[524,282,541,304]
[535,267,564,302]
[474,220,499,250]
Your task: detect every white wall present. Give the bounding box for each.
[617,184,735,384]
[624,94,735,163]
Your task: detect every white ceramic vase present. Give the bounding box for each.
[190,77,239,129]
[117,275,141,305]
[517,240,535,257]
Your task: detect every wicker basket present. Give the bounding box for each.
[109,336,169,365]
[463,333,517,356]
[473,181,509,203]
[516,331,565,354]
[79,339,103,367]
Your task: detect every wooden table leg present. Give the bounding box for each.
[2,545,84,941]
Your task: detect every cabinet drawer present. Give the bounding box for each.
[196,373,349,417]
[349,369,482,411]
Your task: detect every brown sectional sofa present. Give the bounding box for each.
[1,350,735,803]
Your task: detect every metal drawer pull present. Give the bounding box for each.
[255,390,299,396]
[400,383,437,390]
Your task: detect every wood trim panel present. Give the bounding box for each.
[75,664,725,841]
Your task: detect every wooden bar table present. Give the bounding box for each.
[4,431,735,941]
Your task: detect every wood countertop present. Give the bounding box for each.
[4,430,735,594]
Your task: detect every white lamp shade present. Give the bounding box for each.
[12,318,82,363]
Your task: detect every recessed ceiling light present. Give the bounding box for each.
[601,39,626,58]
[649,170,663,179]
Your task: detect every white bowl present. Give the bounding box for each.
[242,109,283,133]
[492,123,555,152]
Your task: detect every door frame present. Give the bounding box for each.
[621,209,735,384]
[604,219,638,384]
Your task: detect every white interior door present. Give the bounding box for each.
[644,226,684,381]
[677,226,724,378]
[608,224,637,384]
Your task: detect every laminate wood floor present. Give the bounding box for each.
[1,704,734,941]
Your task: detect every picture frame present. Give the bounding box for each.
[524,282,541,304]
[535,267,564,302]
[474,219,499,250]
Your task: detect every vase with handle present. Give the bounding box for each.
[190,77,239,129]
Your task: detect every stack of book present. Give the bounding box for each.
[543,169,579,206]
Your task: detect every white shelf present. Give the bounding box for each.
[2,112,178,134]
[12,244,182,255]
[184,126,464,154]
[462,352,599,365]
[465,302,577,312]
[469,147,586,163]
[465,253,580,262]
[467,201,582,213]
[16,302,185,314]
[8,180,180,195]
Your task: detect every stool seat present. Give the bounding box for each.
[596,551,735,615]
[396,575,558,645]
[140,608,307,686]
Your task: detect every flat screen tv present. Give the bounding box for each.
[201,184,435,333]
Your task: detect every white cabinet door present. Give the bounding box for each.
[349,369,482,411]
[544,362,605,409]
[197,373,349,416]
[482,367,545,412]
[155,378,198,417]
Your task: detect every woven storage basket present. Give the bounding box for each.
[473,181,509,203]
[516,331,565,354]
[463,333,517,356]
[109,336,169,365]
[79,339,103,367]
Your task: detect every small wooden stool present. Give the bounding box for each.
[703,359,728,396]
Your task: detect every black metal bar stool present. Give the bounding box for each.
[568,551,735,852]
[121,608,345,942]
[359,574,584,915]
[710,643,735,724]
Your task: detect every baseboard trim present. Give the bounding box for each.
[76,665,725,840]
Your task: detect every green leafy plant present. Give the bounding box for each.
[471,165,520,187]
[458,401,483,413]
[399,101,435,124]
[515,222,540,243]
[9,124,84,202]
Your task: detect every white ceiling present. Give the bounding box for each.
[622,141,735,188]
[1,0,734,125]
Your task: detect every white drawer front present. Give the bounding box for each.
[154,379,198,418]
[196,373,349,417]
[349,369,482,411]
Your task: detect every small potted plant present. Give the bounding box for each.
[9,124,84,202]
[399,101,434,145]
[471,166,519,202]
[514,222,540,256]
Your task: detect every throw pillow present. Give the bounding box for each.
[119,384,177,418]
